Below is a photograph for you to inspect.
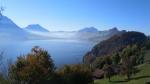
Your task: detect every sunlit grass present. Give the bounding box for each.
[95,49,150,84]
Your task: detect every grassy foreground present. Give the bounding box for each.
[95,64,150,84]
[95,50,150,84]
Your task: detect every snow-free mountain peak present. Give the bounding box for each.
[78,27,98,32]
[25,24,49,32]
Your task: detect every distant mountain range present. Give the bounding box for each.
[0,15,51,40]
[76,27,124,42]
[24,24,49,32]
[0,15,126,42]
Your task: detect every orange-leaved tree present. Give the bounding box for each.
[8,46,55,84]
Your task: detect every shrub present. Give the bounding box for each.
[57,64,93,84]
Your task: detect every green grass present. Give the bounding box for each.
[95,64,150,84]
[94,49,150,84]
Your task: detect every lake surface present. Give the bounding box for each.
[0,39,96,67]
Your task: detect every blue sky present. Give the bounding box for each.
[1,0,150,34]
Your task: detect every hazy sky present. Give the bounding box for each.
[1,0,150,34]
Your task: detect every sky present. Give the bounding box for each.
[1,0,150,34]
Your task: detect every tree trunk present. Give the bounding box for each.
[127,74,130,81]
[108,76,111,82]
[108,72,111,82]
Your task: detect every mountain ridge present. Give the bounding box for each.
[24,24,49,32]
[0,15,28,40]
[83,31,147,64]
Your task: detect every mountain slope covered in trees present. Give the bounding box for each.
[83,31,147,64]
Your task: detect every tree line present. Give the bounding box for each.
[0,46,93,84]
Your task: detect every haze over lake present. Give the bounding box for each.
[0,39,96,67]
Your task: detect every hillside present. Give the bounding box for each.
[83,31,147,64]
[95,64,150,84]
[0,15,28,40]
[94,49,150,84]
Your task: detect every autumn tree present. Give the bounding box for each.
[8,46,55,84]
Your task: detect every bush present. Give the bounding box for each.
[57,64,93,84]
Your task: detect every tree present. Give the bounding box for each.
[8,46,55,84]
[144,36,150,49]
[111,53,120,65]
[92,56,112,69]
[92,57,105,69]
[103,64,113,82]
[120,45,136,80]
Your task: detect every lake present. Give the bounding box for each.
[0,39,96,67]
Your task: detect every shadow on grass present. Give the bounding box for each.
[110,80,128,83]
[131,75,150,80]
[110,75,150,83]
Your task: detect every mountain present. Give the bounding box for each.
[83,31,147,64]
[78,27,98,32]
[0,15,28,40]
[25,24,49,32]
[76,27,123,42]
[0,15,125,41]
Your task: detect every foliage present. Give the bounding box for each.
[84,31,147,64]
[92,56,112,69]
[120,45,145,80]
[103,64,113,82]
[144,36,150,49]
[144,49,150,63]
[92,57,105,69]
[8,46,94,84]
[92,43,146,82]
[57,64,93,84]
[8,46,55,84]
[95,64,150,84]
[111,53,120,65]
[0,73,9,84]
